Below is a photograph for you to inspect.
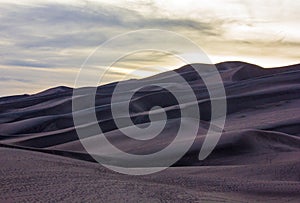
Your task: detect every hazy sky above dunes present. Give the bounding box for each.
[0,0,299,96]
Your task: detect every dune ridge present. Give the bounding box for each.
[0,61,300,202]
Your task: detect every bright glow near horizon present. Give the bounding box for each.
[0,0,299,96]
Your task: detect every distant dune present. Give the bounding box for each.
[1,61,300,202]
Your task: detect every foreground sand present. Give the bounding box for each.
[0,61,300,202]
[1,148,300,202]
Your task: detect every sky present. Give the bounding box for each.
[0,0,299,96]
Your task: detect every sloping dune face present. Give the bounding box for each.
[1,62,300,202]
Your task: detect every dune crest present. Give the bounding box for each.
[1,61,300,202]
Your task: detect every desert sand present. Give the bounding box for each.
[0,61,300,202]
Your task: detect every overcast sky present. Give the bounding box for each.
[0,0,299,96]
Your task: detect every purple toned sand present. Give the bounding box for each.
[0,62,300,202]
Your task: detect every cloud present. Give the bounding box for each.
[4,59,53,68]
[0,77,32,83]
[0,2,220,71]
[0,0,299,96]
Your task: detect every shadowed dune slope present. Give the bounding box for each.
[1,61,300,160]
[0,61,300,202]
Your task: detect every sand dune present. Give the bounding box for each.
[1,61,300,202]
